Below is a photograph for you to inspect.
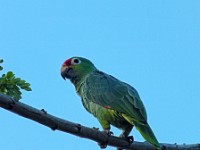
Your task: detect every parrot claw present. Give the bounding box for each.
[126,136,134,144]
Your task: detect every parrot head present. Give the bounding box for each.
[61,57,97,83]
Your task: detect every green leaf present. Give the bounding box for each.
[24,86,32,91]
[17,80,26,86]
[18,82,32,91]
[6,71,14,79]
[13,78,21,83]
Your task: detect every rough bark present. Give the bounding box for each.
[0,93,199,150]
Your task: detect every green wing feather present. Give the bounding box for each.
[83,71,147,123]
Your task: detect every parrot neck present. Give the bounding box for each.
[71,76,85,95]
[69,71,88,93]
[71,67,97,94]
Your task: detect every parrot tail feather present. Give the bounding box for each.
[135,122,161,149]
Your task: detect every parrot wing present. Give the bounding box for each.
[82,71,147,124]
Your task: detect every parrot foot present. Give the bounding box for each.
[119,134,134,144]
[97,129,113,149]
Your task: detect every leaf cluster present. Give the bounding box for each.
[0,59,32,100]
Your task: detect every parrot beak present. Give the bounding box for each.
[60,65,74,80]
[61,65,68,80]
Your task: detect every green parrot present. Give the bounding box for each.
[61,56,161,149]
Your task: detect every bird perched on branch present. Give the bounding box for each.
[61,56,160,149]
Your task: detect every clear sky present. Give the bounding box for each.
[1,1,200,150]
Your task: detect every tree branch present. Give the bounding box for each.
[0,93,199,150]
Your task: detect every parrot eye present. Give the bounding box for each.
[71,58,81,65]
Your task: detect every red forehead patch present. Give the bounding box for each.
[63,58,71,66]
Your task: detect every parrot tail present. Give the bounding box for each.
[135,122,161,149]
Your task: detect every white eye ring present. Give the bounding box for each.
[71,58,81,65]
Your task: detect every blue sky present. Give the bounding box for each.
[1,0,200,149]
